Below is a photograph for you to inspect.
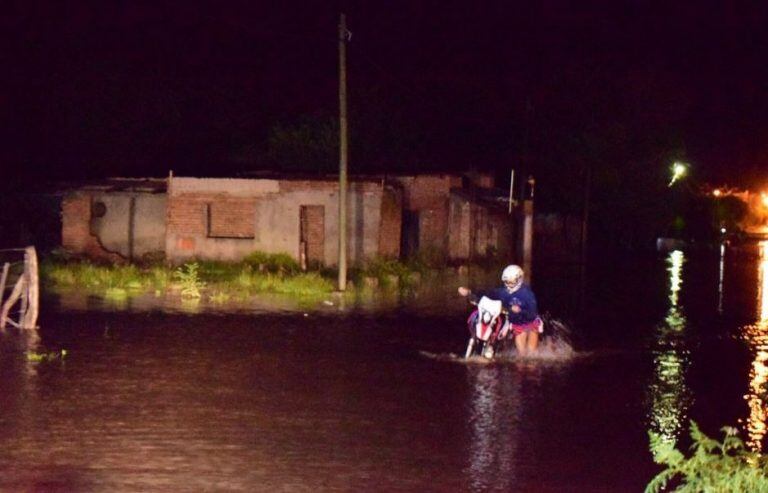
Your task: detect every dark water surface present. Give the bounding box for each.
[2,244,768,492]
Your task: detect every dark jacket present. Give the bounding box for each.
[476,283,539,325]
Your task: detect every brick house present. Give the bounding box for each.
[60,172,518,265]
[390,172,515,262]
[165,176,402,265]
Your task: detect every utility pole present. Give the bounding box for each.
[581,161,591,266]
[337,13,349,291]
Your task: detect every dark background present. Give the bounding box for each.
[3,1,768,245]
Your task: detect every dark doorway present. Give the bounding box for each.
[300,205,325,269]
[401,210,420,258]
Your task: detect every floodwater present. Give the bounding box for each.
[2,243,768,492]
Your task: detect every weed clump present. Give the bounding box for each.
[646,421,768,492]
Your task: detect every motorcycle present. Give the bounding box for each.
[464,296,511,359]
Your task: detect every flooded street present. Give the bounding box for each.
[2,245,768,491]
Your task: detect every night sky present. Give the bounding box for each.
[5,1,768,192]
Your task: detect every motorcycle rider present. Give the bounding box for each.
[458,264,543,356]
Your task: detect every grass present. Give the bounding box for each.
[41,252,337,302]
[40,250,481,306]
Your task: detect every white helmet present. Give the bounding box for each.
[501,264,524,291]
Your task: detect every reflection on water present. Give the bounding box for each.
[742,241,768,451]
[718,243,726,314]
[648,250,692,444]
[466,366,517,492]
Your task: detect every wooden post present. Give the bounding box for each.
[23,246,39,329]
[0,247,39,331]
[521,199,534,283]
[1,277,24,330]
[521,176,535,283]
[0,262,9,306]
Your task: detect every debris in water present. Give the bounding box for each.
[26,349,68,362]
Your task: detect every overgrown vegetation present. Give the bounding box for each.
[646,421,768,493]
[41,251,338,302]
[41,250,494,306]
[174,262,205,298]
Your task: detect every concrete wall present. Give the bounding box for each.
[62,191,166,261]
[166,177,399,265]
[446,192,515,261]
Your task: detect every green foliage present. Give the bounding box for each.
[174,262,206,299]
[27,349,67,362]
[646,421,768,493]
[209,291,231,304]
[358,257,418,287]
[43,254,334,301]
[41,259,145,292]
[407,247,447,269]
[243,251,300,275]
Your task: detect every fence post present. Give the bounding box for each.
[23,246,39,329]
[0,262,8,307]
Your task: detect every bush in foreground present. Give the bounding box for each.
[647,421,768,492]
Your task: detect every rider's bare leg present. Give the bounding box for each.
[527,331,539,353]
[515,332,528,355]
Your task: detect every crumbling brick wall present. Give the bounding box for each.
[60,193,124,262]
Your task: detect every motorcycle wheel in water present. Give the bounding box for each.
[464,296,507,360]
[464,336,497,359]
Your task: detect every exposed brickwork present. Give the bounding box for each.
[302,205,325,263]
[378,187,402,258]
[208,199,256,238]
[448,195,471,259]
[60,193,125,262]
[280,180,337,193]
[279,180,382,194]
[401,175,452,210]
[167,194,208,236]
[61,194,90,252]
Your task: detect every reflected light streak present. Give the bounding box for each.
[466,367,515,492]
[743,241,768,451]
[668,250,684,307]
[648,250,691,444]
[718,243,725,314]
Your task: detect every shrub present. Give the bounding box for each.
[174,262,205,299]
[646,421,768,492]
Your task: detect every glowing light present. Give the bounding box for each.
[762,193,768,209]
[713,189,722,197]
[668,162,688,187]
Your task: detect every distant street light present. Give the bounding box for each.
[668,161,688,187]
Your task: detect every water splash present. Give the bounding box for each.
[523,316,577,361]
[421,317,578,364]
